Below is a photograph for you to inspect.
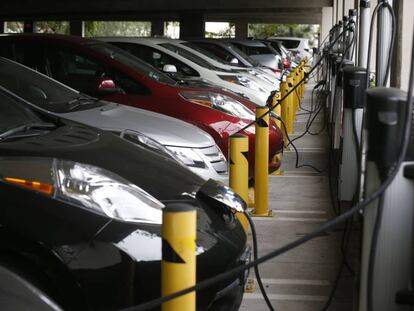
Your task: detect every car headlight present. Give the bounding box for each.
[0,158,164,224]
[166,146,207,168]
[179,92,255,120]
[218,75,266,93]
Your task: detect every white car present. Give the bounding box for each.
[99,37,276,106]
[267,36,312,61]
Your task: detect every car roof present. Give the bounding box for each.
[267,36,308,42]
[222,39,267,47]
[96,36,186,45]
[0,33,102,45]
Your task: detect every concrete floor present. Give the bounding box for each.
[240,82,358,311]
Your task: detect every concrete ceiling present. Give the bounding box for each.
[0,0,331,24]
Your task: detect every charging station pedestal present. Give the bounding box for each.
[339,66,367,201]
[359,88,414,311]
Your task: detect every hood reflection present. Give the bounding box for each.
[116,229,205,262]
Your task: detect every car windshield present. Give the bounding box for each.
[0,88,45,135]
[0,58,103,113]
[159,43,221,71]
[280,39,301,49]
[180,42,227,64]
[88,43,176,85]
[227,43,260,66]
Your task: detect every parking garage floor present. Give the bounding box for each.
[240,82,359,311]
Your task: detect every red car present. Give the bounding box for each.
[0,34,283,175]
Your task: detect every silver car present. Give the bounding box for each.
[223,39,282,71]
[0,57,228,182]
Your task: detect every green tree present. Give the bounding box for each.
[248,23,320,47]
[5,21,23,33]
[84,21,151,37]
[35,21,69,34]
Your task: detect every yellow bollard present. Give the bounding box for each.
[162,204,196,311]
[280,81,290,147]
[252,107,272,217]
[294,70,301,112]
[287,76,295,134]
[270,91,282,130]
[229,134,249,234]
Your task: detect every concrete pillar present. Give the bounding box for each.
[179,13,205,39]
[390,0,402,88]
[0,21,4,34]
[400,0,414,91]
[69,20,84,37]
[344,0,355,15]
[235,20,248,39]
[321,7,333,44]
[23,20,34,33]
[151,19,164,36]
[337,0,343,21]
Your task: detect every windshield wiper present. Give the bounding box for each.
[0,122,56,141]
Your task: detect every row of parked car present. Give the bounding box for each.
[0,34,307,310]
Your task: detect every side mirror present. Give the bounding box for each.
[229,57,239,64]
[163,64,177,73]
[96,77,122,95]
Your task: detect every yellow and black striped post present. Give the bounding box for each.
[270,91,282,130]
[252,107,272,217]
[229,134,249,234]
[280,81,291,144]
[162,204,196,311]
[287,76,295,134]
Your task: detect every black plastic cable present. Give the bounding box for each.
[279,117,325,173]
[367,194,385,311]
[120,24,413,311]
[235,28,350,135]
[244,211,275,311]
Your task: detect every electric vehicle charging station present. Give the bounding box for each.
[339,66,367,201]
[359,87,414,311]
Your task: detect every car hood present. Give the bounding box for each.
[0,121,206,201]
[62,103,214,148]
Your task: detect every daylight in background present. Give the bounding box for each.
[248,23,320,47]
[164,21,179,39]
[205,22,235,38]
[3,21,320,46]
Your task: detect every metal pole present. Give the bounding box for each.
[358,0,371,67]
[376,0,393,86]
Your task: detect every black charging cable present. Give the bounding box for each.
[244,211,275,311]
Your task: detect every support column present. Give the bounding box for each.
[179,13,205,39]
[321,7,333,45]
[151,19,164,36]
[390,0,402,88]
[69,20,84,37]
[343,0,355,16]
[235,20,248,39]
[0,21,5,34]
[400,0,414,91]
[23,20,34,33]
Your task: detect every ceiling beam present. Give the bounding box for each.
[0,0,332,20]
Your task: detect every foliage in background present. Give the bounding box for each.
[248,23,320,47]
[205,23,235,38]
[84,21,151,37]
[5,21,23,33]
[35,21,70,34]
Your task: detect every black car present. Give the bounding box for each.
[0,87,249,310]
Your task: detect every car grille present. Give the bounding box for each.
[200,145,228,174]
